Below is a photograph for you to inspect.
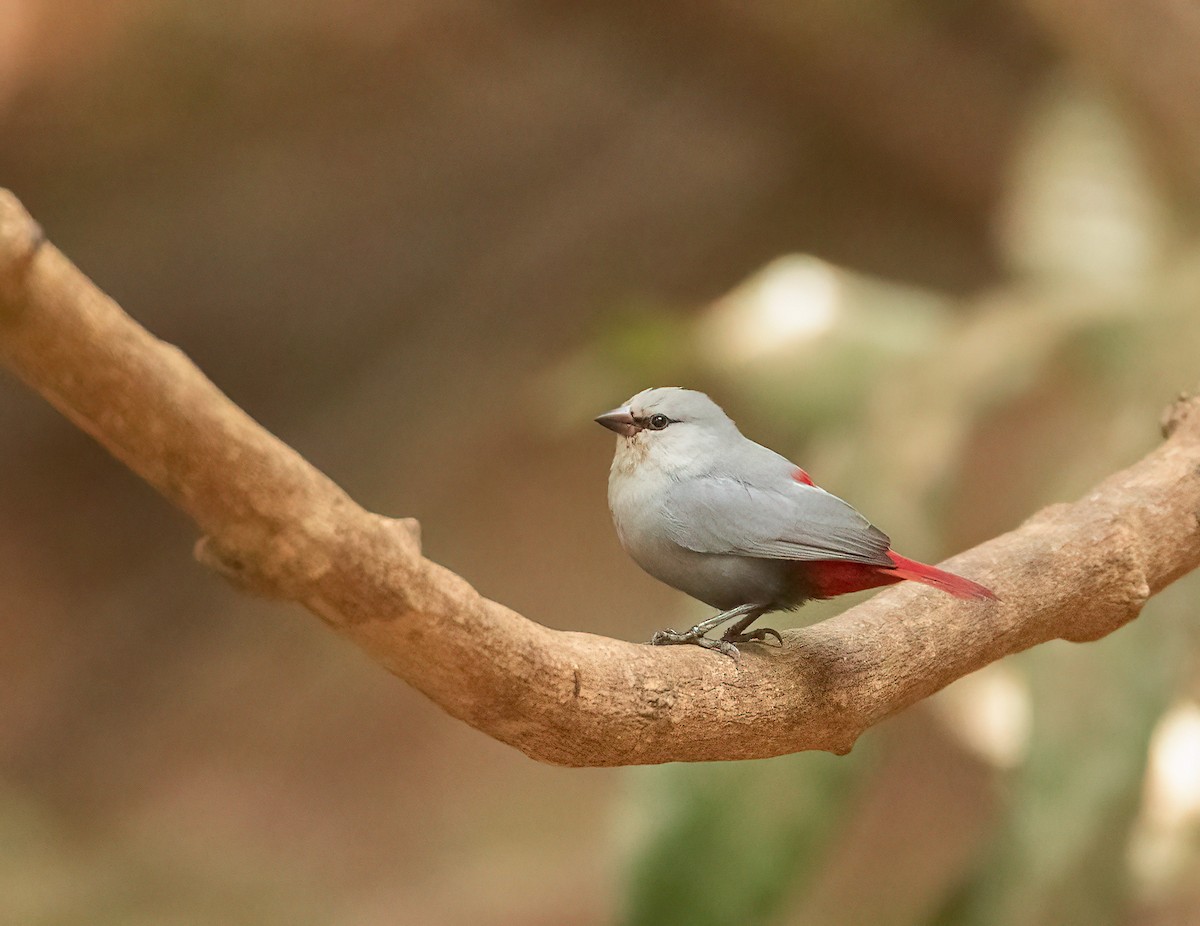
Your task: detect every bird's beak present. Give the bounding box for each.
[594,405,639,437]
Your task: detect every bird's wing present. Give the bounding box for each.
[662,476,893,566]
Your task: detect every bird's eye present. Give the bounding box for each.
[647,414,670,430]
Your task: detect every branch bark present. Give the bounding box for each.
[2,188,1199,767]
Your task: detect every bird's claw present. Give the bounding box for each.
[722,626,783,647]
[650,628,740,658]
[647,604,781,658]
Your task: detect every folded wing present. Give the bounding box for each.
[662,476,893,566]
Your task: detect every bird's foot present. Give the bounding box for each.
[721,626,782,647]
[647,604,772,658]
[650,627,740,658]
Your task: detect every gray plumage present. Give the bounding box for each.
[662,478,891,565]
[600,387,889,613]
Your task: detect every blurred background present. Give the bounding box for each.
[2,1,1200,923]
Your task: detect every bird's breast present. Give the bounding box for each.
[607,470,795,611]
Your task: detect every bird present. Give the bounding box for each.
[595,386,996,656]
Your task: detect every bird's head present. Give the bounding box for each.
[595,386,740,477]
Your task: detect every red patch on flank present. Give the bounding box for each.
[800,552,998,601]
[791,467,815,486]
[802,560,902,598]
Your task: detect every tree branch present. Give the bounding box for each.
[2,188,1198,766]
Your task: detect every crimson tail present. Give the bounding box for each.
[886,552,997,600]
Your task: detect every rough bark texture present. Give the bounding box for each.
[2,188,1198,767]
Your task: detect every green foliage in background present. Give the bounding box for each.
[623,748,876,926]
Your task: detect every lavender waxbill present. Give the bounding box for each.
[596,387,995,656]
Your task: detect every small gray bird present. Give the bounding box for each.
[596,387,995,656]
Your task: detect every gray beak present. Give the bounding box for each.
[594,405,639,437]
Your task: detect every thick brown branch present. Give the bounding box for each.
[2,188,1199,766]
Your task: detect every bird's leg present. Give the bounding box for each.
[650,603,766,657]
[720,610,783,647]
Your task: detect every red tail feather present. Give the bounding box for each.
[802,551,996,601]
[884,552,997,600]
